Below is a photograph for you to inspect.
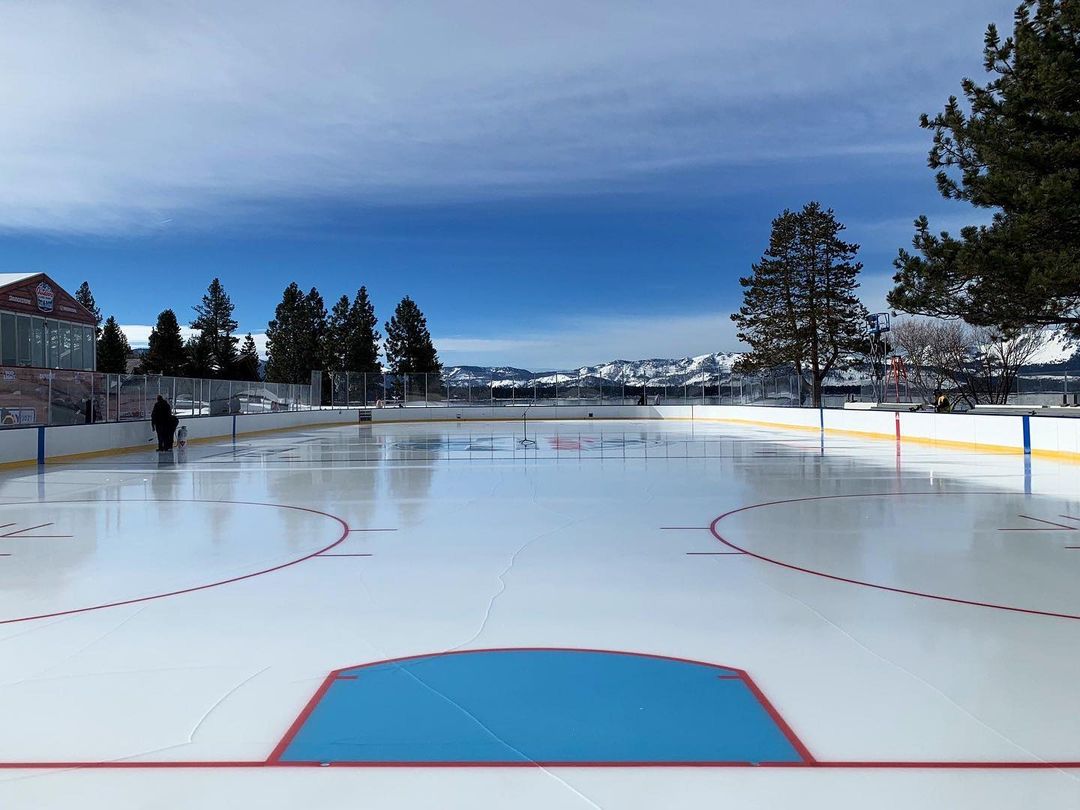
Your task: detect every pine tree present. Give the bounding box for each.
[191,278,239,377]
[235,333,261,381]
[347,286,381,372]
[732,202,867,406]
[143,309,187,376]
[97,317,131,374]
[184,333,215,378]
[305,286,327,373]
[890,1,1080,334]
[324,295,352,373]
[265,283,304,384]
[75,281,103,337]
[384,297,441,376]
[265,283,327,384]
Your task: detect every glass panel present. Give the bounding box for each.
[84,327,96,370]
[86,372,104,423]
[16,316,31,366]
[117,374,146,421]
[47,320,59,368]
[50,369,94,426]
[59,322,72,369]
[71,323,83,371]
[209,380,232,415]
[0,367,49,426]
[1,313,14,366]
[31,318,45,368]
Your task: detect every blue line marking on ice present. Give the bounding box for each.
[279,649,803,764]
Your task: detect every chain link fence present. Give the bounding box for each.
[326,371,806,408]
[0,367,313,428]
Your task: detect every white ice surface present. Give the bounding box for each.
[0,419,1079,808]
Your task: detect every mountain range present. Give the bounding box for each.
[444,354,744,387]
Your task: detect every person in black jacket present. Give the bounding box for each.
[151,395,177,451]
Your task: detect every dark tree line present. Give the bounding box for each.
[263,284,440,384]
[73,276,441,384]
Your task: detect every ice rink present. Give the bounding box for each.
[2,417,1080,809]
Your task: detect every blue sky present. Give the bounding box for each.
[0,1,1015,368]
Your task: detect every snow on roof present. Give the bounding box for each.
[0,272,42,289]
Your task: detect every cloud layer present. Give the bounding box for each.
[0,0,1013,233]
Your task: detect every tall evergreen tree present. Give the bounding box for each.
[265,283,305,384]
[184,333,215,378]
[305,286,328,373]
[142,309,187,376]
[324,295,352,373]
[890,1,1080,334]
[264,283,328,384]
[384,296,441,376]
[347,286,381,372]
[191,278,239,377]
[97,317,131,374]
[235,333,261,382]
[74,281,103,335]
[732,202,867,406]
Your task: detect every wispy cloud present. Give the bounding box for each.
[0,0,1015,233]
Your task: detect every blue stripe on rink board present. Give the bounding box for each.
[37,426,45,465]
[279,650,804,764]
[1022,415,1032,455]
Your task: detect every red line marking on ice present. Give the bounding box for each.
[1059,515,1080,522]
[708,492,1080,621]
[738,668,815,764]
[0,499,350,626]
[266,669,340,763]
[998,515,1077,532]
[1,760,1079,770]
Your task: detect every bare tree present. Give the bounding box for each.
[891,319,968,403]
[892,318,1047,406]
[968,327,1047,405]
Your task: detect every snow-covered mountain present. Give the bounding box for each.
[444,353,744,388]
[443,334,1079,390]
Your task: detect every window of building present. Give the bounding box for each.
[71,324,83,370]
[47,320,59,368]
[59,322,72,369]
[83,326,96,371]
[1,313,14,366]
[31,318,45,368]
[16,316,31,367]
